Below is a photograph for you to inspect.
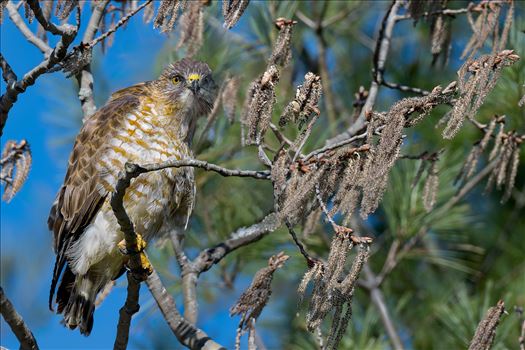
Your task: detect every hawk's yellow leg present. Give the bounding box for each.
[118,234,153,278]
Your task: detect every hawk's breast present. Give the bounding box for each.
[97,101,194,240]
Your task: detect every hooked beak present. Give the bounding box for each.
[189,80,200,94]
[187,73,201,94]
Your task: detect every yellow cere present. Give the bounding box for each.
[187,73,201,82]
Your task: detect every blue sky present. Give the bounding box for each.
[0,6,246,349]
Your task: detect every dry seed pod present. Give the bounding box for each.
[443,51,519,139]
[279,73,321,127]
[143,0,155,23]
[231,252,288,350]
[55,0,78,20]
[269,18,296,68]
[242,65,279,145]
[154,0,185,33]
[222,76,239,123]
[1,140,32,203]
[223,0,249,29]
[468,300,505,350]
[423,162,439,212]
[177,0,204,56]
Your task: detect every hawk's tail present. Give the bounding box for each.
[55,266,103,336]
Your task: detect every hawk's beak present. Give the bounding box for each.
[187,73,201,94]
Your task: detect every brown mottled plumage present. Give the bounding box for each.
[48,58,216,335]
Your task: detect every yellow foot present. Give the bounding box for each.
[137,251,153,276]
[118,234,153,280]
[118,234,147,255]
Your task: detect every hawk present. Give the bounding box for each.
[48,58,217,335]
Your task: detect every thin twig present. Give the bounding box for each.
[1,1,79,135]
[395,7,471,21]
[285,221,317,268]
[0,286,39,350]
[325,0,403,146]
[122,159,271,181]
[0,53,18,85]
[311,3,338,134]
[89,0,152,48]
[114,272,141,350]
[361,265,403,350]
[382,80,430,96]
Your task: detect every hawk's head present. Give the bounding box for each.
[156,58,217,116]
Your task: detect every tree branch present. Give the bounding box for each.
[395,7,471,22]
[181,270,199,325]
[192,212,282,275]
[89,0,152,49]
[361,265,403,350]
[26,0,73,37]
[110,163,151,281]
[146,270,226,350]
[313,3,338,134]
[120,159,271,182]
[110,158,276,338]
[0,53,18,86]
[381,80,430,96]
[0,286,39,350]
[5,1,51,54]
[114,272,141,350]
[375,157,501,286]
[325,0,403,146]
[1,1,79,135]
[76,0,110,120]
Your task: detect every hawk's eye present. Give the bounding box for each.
[172,75,183,84]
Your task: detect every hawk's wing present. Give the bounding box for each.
[48,86,145,309]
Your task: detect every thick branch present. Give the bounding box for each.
[110,163,149,280]
[114,272,141,350]
[76,0,110,120]
[111,160,275,328]
[192,212,281,275]
[0,286,39,350]
[82,0,111,43]
[175,211,281,324]
[146,270,225,350]
[181,271,199,325]
[326,0,402,146]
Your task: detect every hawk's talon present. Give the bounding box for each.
[127,252,153,281]
[118,234,153,280]
[118,234,147,255]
